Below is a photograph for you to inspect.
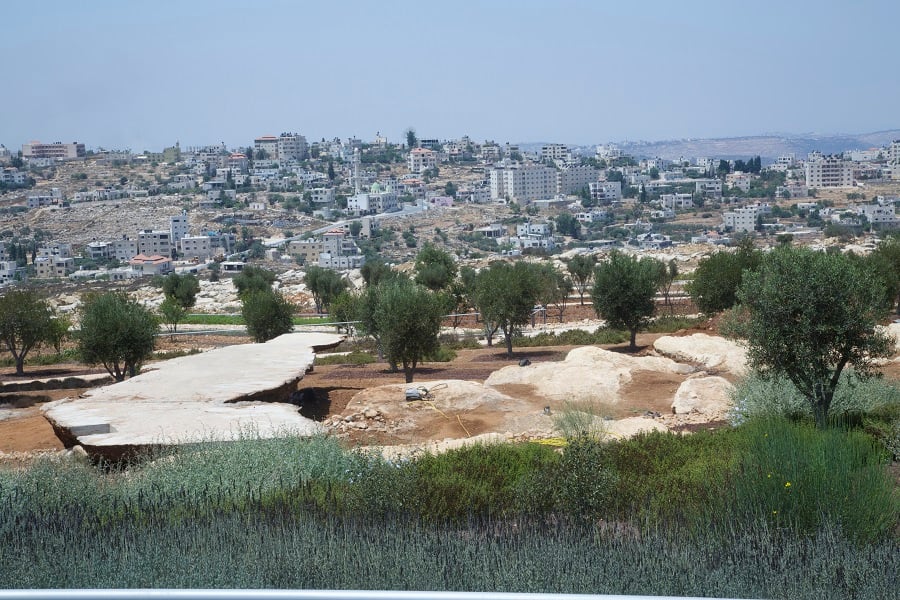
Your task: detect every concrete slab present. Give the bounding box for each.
[41,332,342,459]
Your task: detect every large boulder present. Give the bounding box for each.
[653,334,747,376]
[484,346,693,404]
[671,376,734,417]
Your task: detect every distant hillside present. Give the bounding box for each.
[615,130,900,161]
[520,130,900,162]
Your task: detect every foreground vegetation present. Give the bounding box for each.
[1,416,896,594]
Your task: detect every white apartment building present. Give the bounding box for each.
[407,148,438,174]
[805,156,854,188]
[856,204,897,227]
[86,241,111,260]
[723,206,762,233]
[0,261,19,284]
[726,172,754,192]
[588,181,622,204]
[541,143,572,164]
[22,141,85,160]
[138,230,172,257]
[659,193,694,210]
[178,236,213,260]
[695,179,723,197]
[490,164,557,203]
[516,222,551,237]
[557,165,599,195]
[0,168,26,185]
[26,188,64,208]
[316,229,365,269]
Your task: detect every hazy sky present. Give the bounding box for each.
[1,0,898,151]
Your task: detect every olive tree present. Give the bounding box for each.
[592,252,660,351]
[567,254,595,305]
[233,265,276,297]
[413,243,457,291]
[241,289,294,343]
[162,272,200,308]
[372,278,444,383]
[471,262,542,357]
[687,240,760,315]
[303,265,347,313]
[0,289,54,375]
[78,292,158,381]
[733,246,893,429]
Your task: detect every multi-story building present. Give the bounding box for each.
[26,188,64,208]
[490,163,557,203]
[722,205,762,233]
[805,155,854,188]
[178,236,213,260]
[86,241,111,260]
[588,181,622,204]
[725,172,754,192]
[541,143,572,165]
[37,243,72,259]
[407,148,438,174]
[0,168,27,185]
[129,254,173,276]
[170,214,189,245]
[112,237,139,261]
[856,204,897,227]
[557,165,599,195]
[277,133,308,161]
[287,239,325,265]
[695,179,723,197]
[317,229,365,269]
[659,193,694,210]
[34,256,75,279]
[254,136,279,160]
[0,260,19,285]
[138,230,172,258]
[310,187,335,204]
[22,141,85,160]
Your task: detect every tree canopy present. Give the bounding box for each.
[78,292,158,381]
[471,262,542,356]
[372,278,444,383]
[592,252,660,350]
[687,240,761,315]
[304,266,347,313]
[732,246,892,428]
[567,255,595,305]
[0,289,54,375]
[162,272,200,308]
[414,244,457,291]
[233,265,276,297]
[241,289,295,343]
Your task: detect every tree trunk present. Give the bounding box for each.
[403,361,414,383]
[15,356,24,376]
[629,328,637,351]
[503,327,514,357]
[484,325,493,347]
[813,385,833,429]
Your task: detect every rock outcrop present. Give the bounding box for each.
[42,332,342,460]
[653,334,748,377]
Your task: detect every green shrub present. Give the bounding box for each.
[554,435,618,517]
[607,429,737,524]
[645,315,705,333]
[732,418,897,541]
[425,345,457,362]
[730,371,900,424]
[512,327,628,348]
[314,351,376,366]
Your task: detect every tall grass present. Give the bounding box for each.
[732,418,897,542]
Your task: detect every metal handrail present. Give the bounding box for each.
[0,591,752,600]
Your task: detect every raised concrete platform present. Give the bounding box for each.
[42,332,342,460]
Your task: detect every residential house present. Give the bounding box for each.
[407,148,438,174]
[805,155,854,188]
[35,256,75,279]
[588,181,622,204]
[129,254,173,276]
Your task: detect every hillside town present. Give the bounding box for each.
[2,133,900,289]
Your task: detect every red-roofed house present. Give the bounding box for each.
[129,254,173,276]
